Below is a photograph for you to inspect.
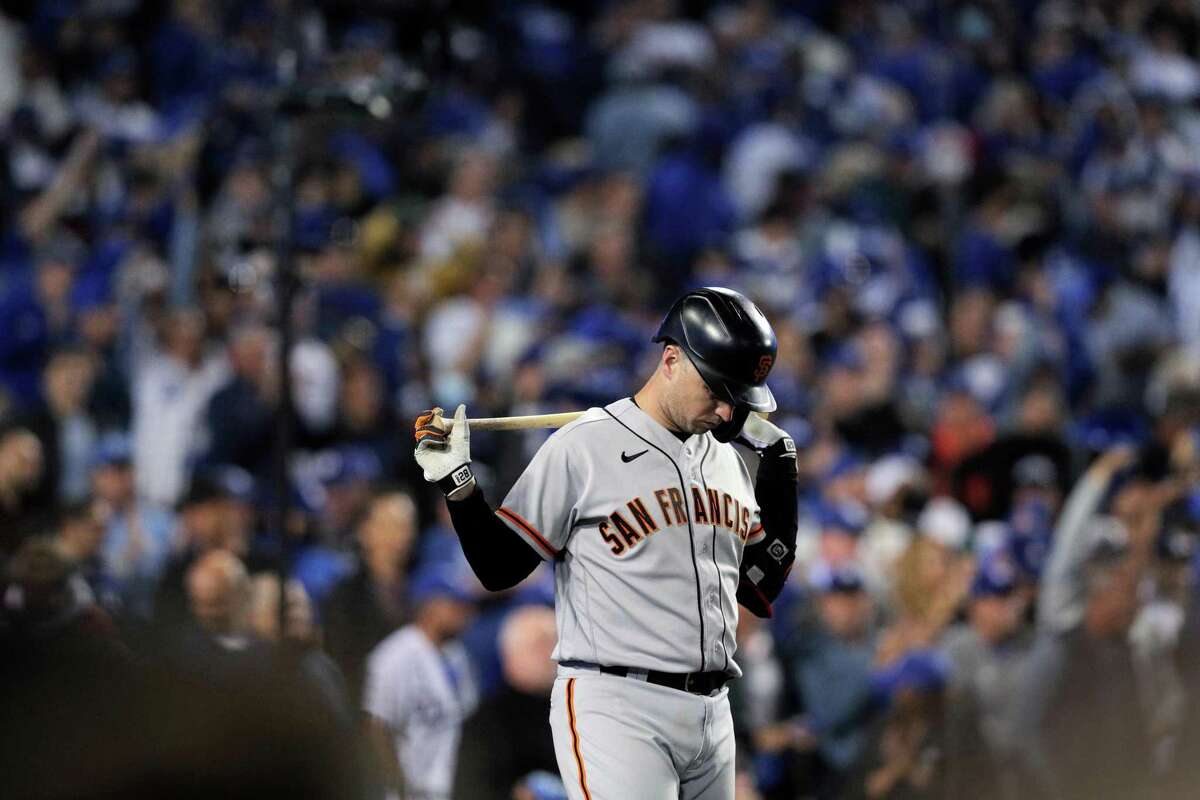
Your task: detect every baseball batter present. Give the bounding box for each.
[414,288,798,799]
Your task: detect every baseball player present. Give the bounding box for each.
[414,287,799,799]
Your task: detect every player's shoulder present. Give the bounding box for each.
[543,399,633,445]
[368,624,424,664]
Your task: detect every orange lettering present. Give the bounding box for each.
[627,497,659,536]
[610,511,642,546]
[707,489,721,525]
[668,488,687,524]
[691,487,709,525]
[723,493,733,529]
[599,521,624,555]
[654,489,673,526]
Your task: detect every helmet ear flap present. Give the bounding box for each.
[712,406,751,443]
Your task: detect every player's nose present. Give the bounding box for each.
[715,401,733,422]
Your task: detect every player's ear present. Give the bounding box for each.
[661,345,682,378]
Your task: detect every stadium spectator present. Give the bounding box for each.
[50,495,111,604]
[783,563,878,799]
[90,431,174,621]
[250,571,354,728]
[323,489,419,706]
[845,651,948,799]
[364,561,479,800]
[1018,445,1157,799]
[940,554,1036,800]
[131,308,228,506]
[20,345,99,505]
[453,604,560,800]
[0,425,51,556]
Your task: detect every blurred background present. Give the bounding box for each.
[2,0,1200,798]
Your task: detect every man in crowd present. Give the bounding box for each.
[454,604,560,800]
[1018,446,1159,799]
[364,561,479,800]
[941,554,1036,800]
[323,489,419,706]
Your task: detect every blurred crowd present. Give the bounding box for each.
[4,0,1200,798]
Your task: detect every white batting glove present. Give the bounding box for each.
[737,413,795,455]
[413,404,476,499]
[737,412,798,488]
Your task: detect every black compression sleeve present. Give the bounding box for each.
[445,489,543,591]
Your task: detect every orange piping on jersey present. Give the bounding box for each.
[747,523,764,541]
[497,507,559,558]
[567,678,593,800]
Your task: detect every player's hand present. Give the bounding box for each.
[737,413,792,452]
[737,413,797,480]
[414,404,476,499]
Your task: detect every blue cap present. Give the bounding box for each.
[822,342,865,372]
[1008,497,1053,540]
[212,464,256,504]
[820,452,865,485]
[970,555,1018,598]
[812,500,867,535]
[945,357,1008,412]
[321,446,382,486]
[72,270,113,312]
[872,650,949,701]
[1071,410,1148,452]
[90,431,132,468]
[809,561,865,593]
[409,562,477,606]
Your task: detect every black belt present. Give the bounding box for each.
[562,661,731,695]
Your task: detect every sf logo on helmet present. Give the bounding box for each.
[753,355,774,381]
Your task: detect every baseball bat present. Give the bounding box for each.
[447,410,586,432]
[446,409,769,432]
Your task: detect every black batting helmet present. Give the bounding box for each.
[653,287,778,413]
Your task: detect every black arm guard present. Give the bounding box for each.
[446,489,542,591]
[736,436,799,618]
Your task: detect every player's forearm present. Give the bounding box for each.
[737,440,799,616]
[446,489,542,591]
[756,470,799,551]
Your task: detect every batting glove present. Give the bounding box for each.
[414,404,476,499]
[737,413,797,464]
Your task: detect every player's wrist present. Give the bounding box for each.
[445,481,476,501]
[437,463,476,500]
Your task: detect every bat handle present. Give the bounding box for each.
[446,411,586,432]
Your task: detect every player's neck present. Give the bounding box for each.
[632,384,682,436]
[415,617,453,647]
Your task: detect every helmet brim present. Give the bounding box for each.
[719,378,777,413]
[691,355,777,413]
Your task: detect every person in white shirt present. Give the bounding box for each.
[364,562,479,800]
[131,309,228,506]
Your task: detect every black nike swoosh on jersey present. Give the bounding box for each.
[620,449,649,463]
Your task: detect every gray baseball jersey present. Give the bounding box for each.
[498,397,763,676]
[364,626,479,799]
